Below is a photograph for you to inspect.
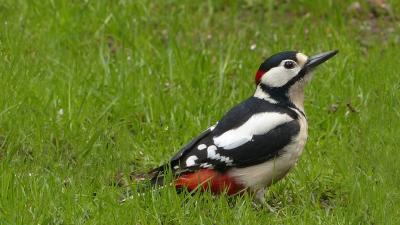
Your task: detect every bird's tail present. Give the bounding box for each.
[130,164,171,189]
[148,164,168,186]
[119,164,172,202]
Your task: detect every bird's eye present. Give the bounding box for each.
[284,61,295,69]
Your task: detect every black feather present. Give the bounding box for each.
[168,97,301,173]
[259,51,298,72]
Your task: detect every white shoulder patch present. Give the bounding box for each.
[213,112,293,150]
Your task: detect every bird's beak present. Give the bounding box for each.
[304,50,338,71]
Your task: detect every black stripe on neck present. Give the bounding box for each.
[259,83,306,118]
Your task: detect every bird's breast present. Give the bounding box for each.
[293,114,308,159]
[228,115,308,189]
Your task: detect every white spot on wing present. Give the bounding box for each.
[206,145,234,166]
[207,145,217,158]
[213,112,293,150]
[185,155,198,167]
[197,144,207,150]
[200,163,213,168]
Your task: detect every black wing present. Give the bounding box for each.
[170,127,212,162]
[169,97,300,173]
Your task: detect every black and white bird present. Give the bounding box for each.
[147,50,338,202]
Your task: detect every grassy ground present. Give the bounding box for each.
[1,0,399,224]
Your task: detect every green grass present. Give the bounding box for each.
[1,0,399,224]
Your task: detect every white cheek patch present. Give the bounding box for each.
[213,112,294,149]
[261,66,300,87]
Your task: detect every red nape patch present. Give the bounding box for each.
[255,70,265,84]
[175,169,245,195]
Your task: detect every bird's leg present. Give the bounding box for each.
[251,187,276,213]
[250,187,265,210]
[255,188,266,204]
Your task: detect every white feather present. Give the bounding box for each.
[197,144,207,150]
[206,145,233,165]
[206,145,218,158]
[213,112,293,150]
[185,155,198,167]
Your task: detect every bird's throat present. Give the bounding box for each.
[288,84,305,112]
[256,83,306,115]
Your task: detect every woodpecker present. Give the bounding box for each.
[147,50,338,202]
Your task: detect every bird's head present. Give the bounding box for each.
[254,50,338,109]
